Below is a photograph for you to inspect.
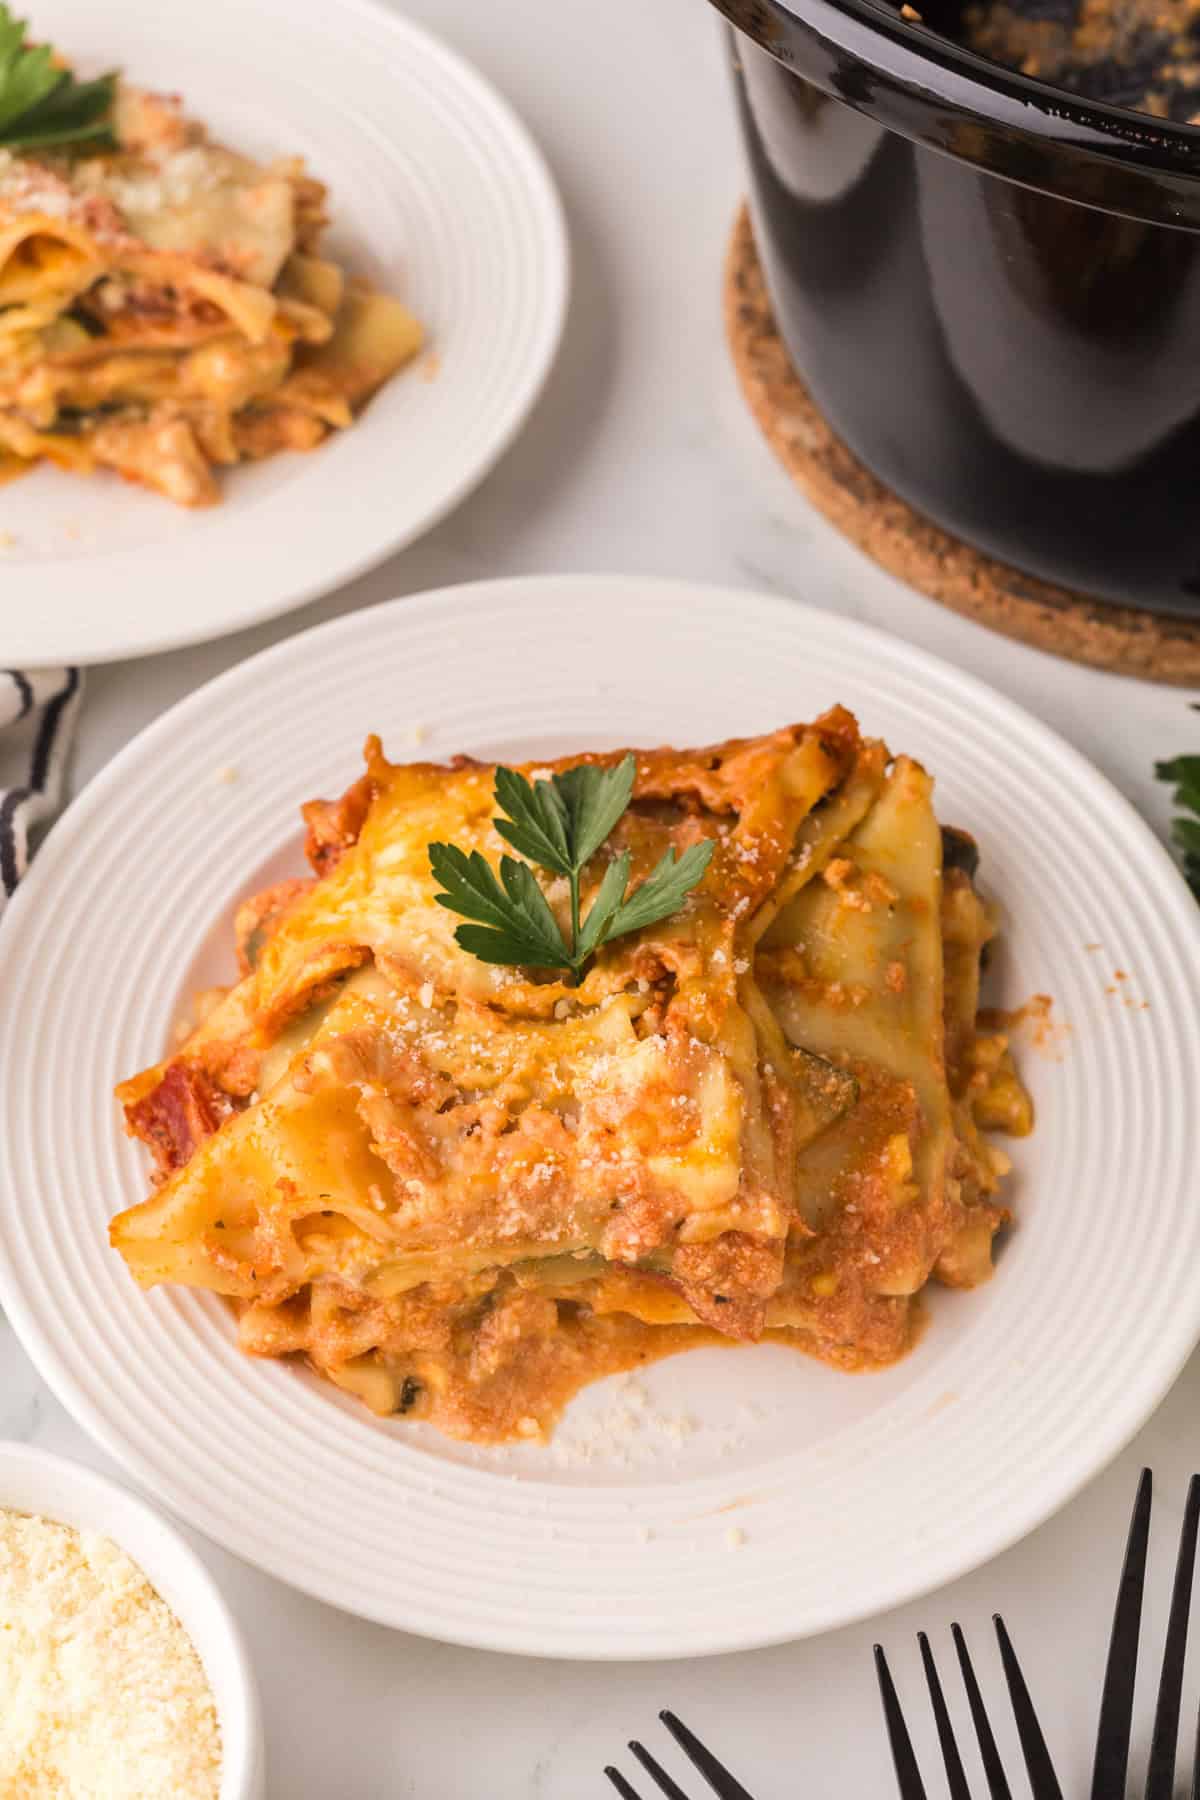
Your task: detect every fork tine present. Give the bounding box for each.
[630,1740,692,1800]
[1091,1467,1153,1800]
[874,1644,930,1800]
[659,1711,755,1800]
[918,1632,972,1800]
[952,1623,1014,1800]
[606,1769,647,1800]
[1145,1472,1200,1800]
[993,1616,1064,1800]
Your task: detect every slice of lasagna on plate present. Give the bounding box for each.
[111,713,1031,1443]
[0,36,421,505]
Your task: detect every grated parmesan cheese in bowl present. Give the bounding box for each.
[0,1509,221,1797]
[0,1445,263,1800]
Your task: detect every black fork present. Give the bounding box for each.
[876,1618,1063,1798]
[606,1711,756,1799]
[1091,1468,1200,1799]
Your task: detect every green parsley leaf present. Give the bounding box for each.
[492,766,571,874]
[574,849,632,964]
[428,842,570,970]
[599,841,716,940]
[428,756,712,982]
[1156,750,1200,903]
[0,6,117,154]
[1156,755,1200,785]
[553,756,636,870]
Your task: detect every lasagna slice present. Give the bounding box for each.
[0,77,421,504]
[111,715,1032,1443]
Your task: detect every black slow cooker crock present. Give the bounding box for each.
[712,0,1200,619]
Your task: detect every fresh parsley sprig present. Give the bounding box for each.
[429,755,714,983]
[1156,753,1200,902]
[0,6,117,154]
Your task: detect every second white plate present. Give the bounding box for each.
[0,0,566,665]
[2,576,1198,1657]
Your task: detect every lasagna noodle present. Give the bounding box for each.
[111,715,1033,1442]
[0,211,104,308]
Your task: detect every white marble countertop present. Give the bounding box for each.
[4,0,1199,1792]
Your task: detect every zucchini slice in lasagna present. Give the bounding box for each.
[0,79,422,504]
[111,713,1032,1443]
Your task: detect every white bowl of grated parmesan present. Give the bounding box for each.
[0,1443,264,1799]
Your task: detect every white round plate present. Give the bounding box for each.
[0,1,565,666]
[2,577,1199,1659]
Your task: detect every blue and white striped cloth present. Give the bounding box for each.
[0,667,83,915]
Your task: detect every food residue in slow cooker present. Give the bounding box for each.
[957,0,1200,121]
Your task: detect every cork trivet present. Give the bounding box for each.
[725,203,1200,684]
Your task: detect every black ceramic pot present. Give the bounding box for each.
[711,0,1200,618]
